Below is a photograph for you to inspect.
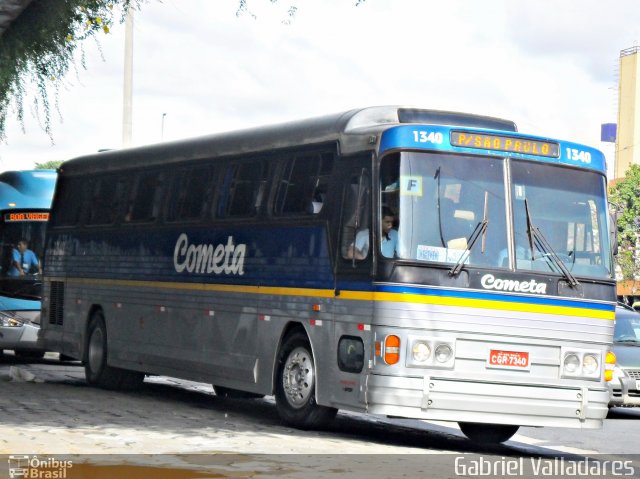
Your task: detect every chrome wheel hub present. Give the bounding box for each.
[282,346,314,408]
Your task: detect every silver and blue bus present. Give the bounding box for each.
[0,170,56,358]
[41,107,616,443]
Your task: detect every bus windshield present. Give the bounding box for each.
[0,213,47,291]
[510,160,612,279]
[380,152,612,279]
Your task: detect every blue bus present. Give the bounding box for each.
[0,170,56,358]
[41,107,616,443]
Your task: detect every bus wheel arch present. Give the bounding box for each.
[84,308,143,390]
[274,326,337,429]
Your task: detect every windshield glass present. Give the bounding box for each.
[510,161,612,279]
[614,309,640,343]
[380,152,508,267]
[0,212,47,288]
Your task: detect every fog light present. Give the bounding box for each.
[564,353,580,374]
[435,344,453,363]
[582,354,598,375]
[412,341,431,362]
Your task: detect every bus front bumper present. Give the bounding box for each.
[365,373,609,429]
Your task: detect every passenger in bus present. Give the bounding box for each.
[8,240,42,277]
[347,208,398,259]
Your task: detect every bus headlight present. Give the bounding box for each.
[563,353,580,374]
[0,316,24,327]
[561,348,603,380]
[406,336,455,369]
[582,354,599,375]
[435,344,453,363]
[412,341,431,362]
[0,311,30,328]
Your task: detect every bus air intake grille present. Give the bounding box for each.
[48,281,64,326]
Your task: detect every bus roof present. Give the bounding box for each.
[59,106,518,175]
[0,170,57,210]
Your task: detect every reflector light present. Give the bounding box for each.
[384,335,400,365]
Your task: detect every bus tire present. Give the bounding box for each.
[213,385,264,399]
[85,311,144,390]
[275,330,336,429]
[458,422,519,444]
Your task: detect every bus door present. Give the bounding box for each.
[332,161,375,410]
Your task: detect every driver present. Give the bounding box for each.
[8,240,42,276]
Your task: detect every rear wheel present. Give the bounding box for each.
[458,422,519,444]
[275,330,336,429]
[85,311,144,390]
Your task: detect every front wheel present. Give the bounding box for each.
[85,311,144,390]
[458,422,519,444]
[275,330,336,429]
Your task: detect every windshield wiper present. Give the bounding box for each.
[449,192,489,276]
[615,339,640,345]
[524,199,579,287]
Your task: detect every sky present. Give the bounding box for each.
[1,0,639,177]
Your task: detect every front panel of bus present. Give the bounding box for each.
[359,125,615,428]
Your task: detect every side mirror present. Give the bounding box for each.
[609,210,619,256]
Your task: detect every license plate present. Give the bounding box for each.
[487,349,530,370]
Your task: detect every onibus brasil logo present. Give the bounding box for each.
[8,456,73,479]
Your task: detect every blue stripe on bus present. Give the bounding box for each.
[373,283,614,312]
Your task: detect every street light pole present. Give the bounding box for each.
[122,7,134,148]
[161,113,167,140]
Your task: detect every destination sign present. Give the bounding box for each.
[450,131,560,158]
[4,212,50,222]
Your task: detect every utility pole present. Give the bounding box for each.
[122,7,134,147]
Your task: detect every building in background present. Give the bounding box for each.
[615,46,640,179]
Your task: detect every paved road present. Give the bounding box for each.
[1,352,639,478]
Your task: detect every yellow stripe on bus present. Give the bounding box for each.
[55,277,614,320]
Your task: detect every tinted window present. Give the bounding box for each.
[340,168,371,260]
[274,152,333,215]
[218,160,268,218]
[124,171,164,223]
[166,166,216,222]
[86,176,129,226]
[51,177,87,227]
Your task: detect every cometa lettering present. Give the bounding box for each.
[480,274,547,294]
[173,233,246,275]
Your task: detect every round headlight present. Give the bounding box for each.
[435,344,453,363]
[582,354,599,375]
[412,342,431,362]
[564,353,580,374]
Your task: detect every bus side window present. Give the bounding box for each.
[166,165,216,222]
[218,160,268,218]
[341,169,371,260]
[87,176,127,226]
[124,171,164,223]
[274,152,333,216]
[51,177,87,227]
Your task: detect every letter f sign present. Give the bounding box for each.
[401,176,423,196]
